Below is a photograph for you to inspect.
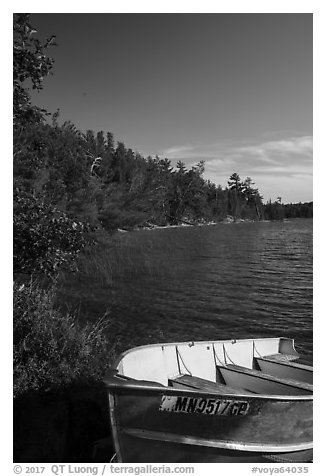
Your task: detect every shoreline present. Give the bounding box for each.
[117,216,268,233]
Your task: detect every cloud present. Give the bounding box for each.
[161,145,195,158]
[219,137,312,183]
[234,136,312,174]
[161,135,313,203]
[206,136,312,202]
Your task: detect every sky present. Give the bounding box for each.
[30,13,313,203]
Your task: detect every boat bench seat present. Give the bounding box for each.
[255,356,312,371]
[254,356,313,385]
[262,354,312,367]
[261,353,299,363]
[222,364,313,393]
[169,374,254,395]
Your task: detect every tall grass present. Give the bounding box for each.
[55,229,185,353]
[71,230,179,287]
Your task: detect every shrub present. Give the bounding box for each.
[13,191,90,276]
[13,280,114,398]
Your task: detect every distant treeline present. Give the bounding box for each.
[264,200,313,221]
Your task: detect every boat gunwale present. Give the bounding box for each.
[104,378,313,401]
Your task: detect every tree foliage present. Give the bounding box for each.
[13,13,55,126]
[13,191,90,276]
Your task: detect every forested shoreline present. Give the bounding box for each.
[14,100,313,239]
[14,13,312,247]
[13,14,312,462]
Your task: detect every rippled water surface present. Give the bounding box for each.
[61,219,313,360]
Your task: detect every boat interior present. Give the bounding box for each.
[113,337,313,397]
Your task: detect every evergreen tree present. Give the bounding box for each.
[96,131,106,158]
[227,173,244,219]
[112,141,127,183]
[227,172,243,192]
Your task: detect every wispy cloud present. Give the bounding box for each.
[161,135,313,202]
[161,145,195,158]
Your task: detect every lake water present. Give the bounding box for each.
[61,218,313,361]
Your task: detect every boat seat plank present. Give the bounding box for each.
[254,356,313,384]
[263,354,312,367]
[169,374,254,395]
[255,356,312,372]
[262,353,299,363]
[223,364,312,392]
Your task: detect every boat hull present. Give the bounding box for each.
[106,381,312,463]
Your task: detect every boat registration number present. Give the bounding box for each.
[159,395,250,416]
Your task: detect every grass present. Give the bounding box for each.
[54,228,188,354]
